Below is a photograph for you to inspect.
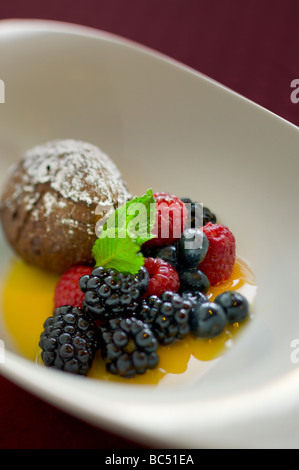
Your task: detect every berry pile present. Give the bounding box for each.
[39,191,250,378]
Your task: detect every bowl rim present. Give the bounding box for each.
[1,17,299,449]
[0,16,298,131]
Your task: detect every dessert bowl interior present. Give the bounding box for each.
[0,19,299,449]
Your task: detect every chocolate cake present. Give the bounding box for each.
[0,139,130,273]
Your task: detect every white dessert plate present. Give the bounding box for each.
[0,19,299,449]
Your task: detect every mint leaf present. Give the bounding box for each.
[127,189,157,245]
[92,189,157,274]
[101,188,156,245]
[92,229,144,273]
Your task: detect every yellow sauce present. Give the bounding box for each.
[0,257,256,386]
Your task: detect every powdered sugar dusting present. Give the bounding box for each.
[43,191,67,217]
[22,139,129,207]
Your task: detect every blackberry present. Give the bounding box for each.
[203,206,217,226]
[137,291,192,345]
[181,198,216,228]
[39,305,99,375]
[180,198,192,204]
[79,265,149,321]
[99,317,159,377]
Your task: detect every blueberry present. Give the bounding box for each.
[189,302,227,338]
[178,228,209,268]
[179,267,210,294]
[214,291,249,323]
[155,244,179,269]
[182,290,209,306]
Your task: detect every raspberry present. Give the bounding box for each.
[142,257,180,298]
[199,223,236,286]
[145,192,188,247]
[54,265,93,309]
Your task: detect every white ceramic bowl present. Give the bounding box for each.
[0,19,299,449]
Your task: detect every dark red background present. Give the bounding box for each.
[0,0,298,449]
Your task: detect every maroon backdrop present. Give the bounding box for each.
[0,0,298,449]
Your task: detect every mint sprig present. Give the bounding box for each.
[101,188,156,244]
[92,189,156,274]
[92,229,144,273]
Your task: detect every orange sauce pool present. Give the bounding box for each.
[0,257,256,386]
